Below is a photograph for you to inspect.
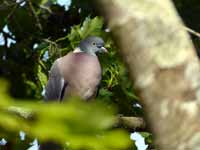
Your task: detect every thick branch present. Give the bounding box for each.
[6,106,145,130]
[96,0,200,149]
[117,116,145,130]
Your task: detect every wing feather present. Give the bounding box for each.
[44,61,65,101]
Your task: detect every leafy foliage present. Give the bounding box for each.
[1,0,141,114]
[0,80,132,149]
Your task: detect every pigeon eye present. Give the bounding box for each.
[93,42,96,45]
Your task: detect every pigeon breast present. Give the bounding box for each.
[57,52,102,100]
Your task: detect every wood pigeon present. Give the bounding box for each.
[45,36,107,101]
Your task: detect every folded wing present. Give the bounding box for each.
[44,60,65,101]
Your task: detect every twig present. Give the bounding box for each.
[6,3,18,20]
[2,31,15,41]
[27,0,42,31]
[184,26,200,38]
[4,0,27,20]
[43,39,57,45]
[55,35,69,43]
[39,5,52,14]
[0,1,15,11]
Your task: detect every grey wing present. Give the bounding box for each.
[44,61,65,101]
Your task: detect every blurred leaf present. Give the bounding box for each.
[99,88,113,97]
[0,80,132,149]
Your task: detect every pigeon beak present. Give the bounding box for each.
[101,46,108,53]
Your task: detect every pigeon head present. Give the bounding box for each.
[78,36,107,55]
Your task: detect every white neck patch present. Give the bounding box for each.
[73,47,83,53]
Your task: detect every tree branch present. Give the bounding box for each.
[96,0,200,149]
[117,116,145,130]
[27,0,42,31]
[6,106,145,130]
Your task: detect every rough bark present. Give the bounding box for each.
[96,0,200,149]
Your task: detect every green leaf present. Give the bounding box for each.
[37,65,47,87]
[0,80,132,149]
[80,16,104,38]
[67,16,104,48]
[140,132,153,144]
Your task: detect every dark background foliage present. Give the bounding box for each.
[0,0,141,116]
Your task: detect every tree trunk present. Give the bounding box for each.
[96,0,200,149]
